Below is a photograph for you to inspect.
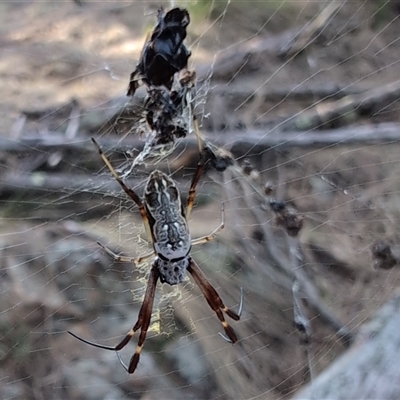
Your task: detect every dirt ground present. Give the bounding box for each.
[1,1,400,399]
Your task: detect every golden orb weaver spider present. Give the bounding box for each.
[68,138,243,374]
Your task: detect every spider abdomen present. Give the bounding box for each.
[156,257,190,285]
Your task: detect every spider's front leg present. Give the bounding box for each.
[193,115,205,153]
[186,147,208,219]
[91,138,154,241]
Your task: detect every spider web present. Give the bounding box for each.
[1,0,400,399]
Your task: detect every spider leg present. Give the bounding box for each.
[193,115,205,153]
[68,265,159,374]
[131,251,156,266]
[186,149,208,219]
[91,138,153,241]
[97,241,155,265]
[191,203,225,246]
[126,265,159,373]
[116,351,129,373]
[218,287,244,343]
[187,258,241,343]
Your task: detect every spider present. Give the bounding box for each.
[127,7,191,97]
[68,138,243,374]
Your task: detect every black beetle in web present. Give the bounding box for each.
[127,7,191,97]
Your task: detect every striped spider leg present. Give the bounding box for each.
[68,139,243,374]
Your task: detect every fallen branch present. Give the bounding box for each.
[195,25,304,81]
[210,82,370,103]
[280,2,341,58]
[195,3,341,82]
[293,292,400,399]
[2,122,400,156]
[0,172,136,196]
[281,80,400,131]
[227,170,353,344]
[0,171,194,196]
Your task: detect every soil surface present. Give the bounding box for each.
[1,1,400,399]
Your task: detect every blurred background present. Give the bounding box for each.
[1,1,400,399]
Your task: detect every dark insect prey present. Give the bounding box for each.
[127,7,191,97]
[143,69,196,145]
[127,69,198,168]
